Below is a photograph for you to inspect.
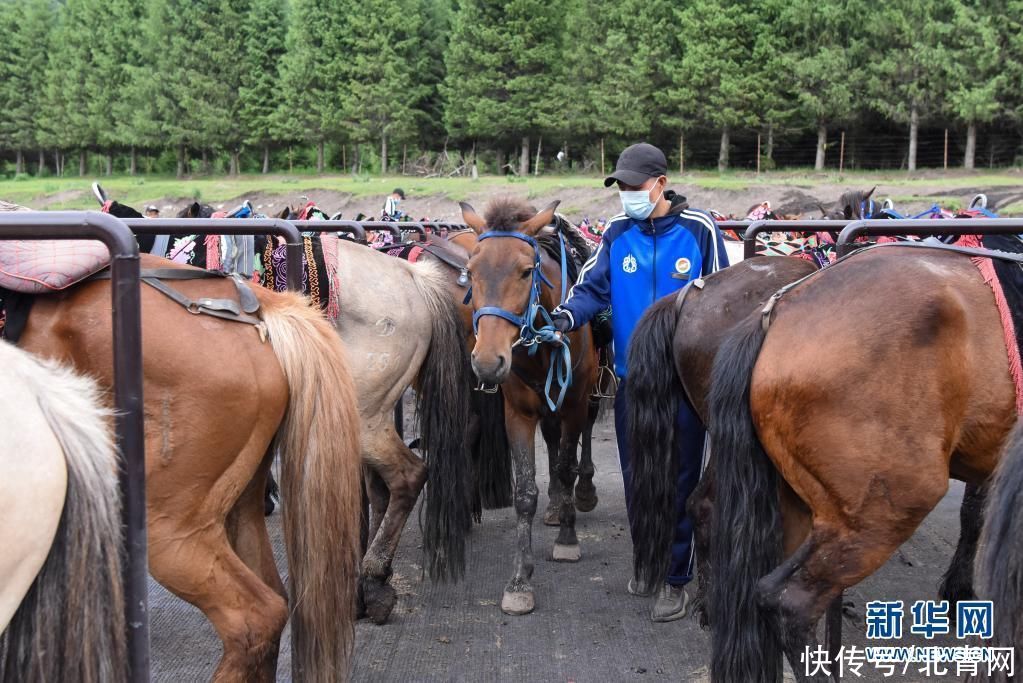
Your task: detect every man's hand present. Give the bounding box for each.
[551,314,572,335]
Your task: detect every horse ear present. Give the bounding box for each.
[460,202,486,234]
[865,186,876,200]
[188,201,201,218]
[521,200,560,236]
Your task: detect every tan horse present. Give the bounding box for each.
[18,255,362,682]
[0,340,125,683]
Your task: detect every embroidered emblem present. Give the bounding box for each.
[622,253,637,274]
[675,257,691,275]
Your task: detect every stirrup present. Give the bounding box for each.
[592,363,618,399]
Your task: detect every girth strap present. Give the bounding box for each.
[760,237,1023,331]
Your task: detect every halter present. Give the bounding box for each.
[464,229,572,411]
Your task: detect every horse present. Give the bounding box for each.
[97,196,475,623]
[15,251,363,682]
[0,341,125,683]
[443,223,604,521]
[459,197,599,615]
[627,244,1011,681]
[977,421,1023,680]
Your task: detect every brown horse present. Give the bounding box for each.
[442,226,602,520]
[628,245,1013,680]
[18,254,362,682]
[627,255,987,627]
[459,197,599,615]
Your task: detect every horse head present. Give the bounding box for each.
[176,201,214,218]
[460,197,559,385]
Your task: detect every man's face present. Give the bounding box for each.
[146,210,159,218]
[617,175,665,201]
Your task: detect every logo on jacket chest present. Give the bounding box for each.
[674,257,692,277]
[622,253,638,274]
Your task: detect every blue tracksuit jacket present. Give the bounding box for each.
[555,197,729,376]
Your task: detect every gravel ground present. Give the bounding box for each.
[148,404,969,682]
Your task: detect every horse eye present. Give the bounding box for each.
[521,267,534,279]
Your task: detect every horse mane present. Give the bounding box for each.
[480,197,589,283]
[482,196,535,231]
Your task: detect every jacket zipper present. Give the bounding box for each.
[649,217,657,306]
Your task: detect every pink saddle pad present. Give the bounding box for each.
[0,240,111,294]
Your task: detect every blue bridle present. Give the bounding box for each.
[464,230,572,411]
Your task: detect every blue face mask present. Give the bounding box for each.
[619,185,660,220]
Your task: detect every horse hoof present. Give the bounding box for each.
[574,491,598,513]
[501,590,535,615]
[360,578,398,625]
[543,506,560,526]
[552,543,581,562]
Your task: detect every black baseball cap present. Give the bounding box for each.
[603,143,667,188]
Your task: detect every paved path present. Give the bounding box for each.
[149,413,968,681]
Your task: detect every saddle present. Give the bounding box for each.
[0,239,110,294]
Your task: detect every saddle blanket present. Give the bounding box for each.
[958,233,1023,414]
[257,234,340,323]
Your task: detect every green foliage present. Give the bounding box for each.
[1,0,1022,172]
[442,0,568,143]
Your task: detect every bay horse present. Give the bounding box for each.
[628,245,1010,680]
[442,225,603,521]
[460,197,599,615]
[17,254,362,682]
[0,341,125,683]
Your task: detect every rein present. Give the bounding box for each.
[465,230,572,411]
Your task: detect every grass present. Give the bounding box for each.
[2,168,1020,210]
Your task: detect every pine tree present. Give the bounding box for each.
[665,0,761,172]
[41,0,97,176]
[442,0,568,175]
[0,0,54,174]
[239,0,288,173]
[278,0,350,172]
[338,0,429,174]
[867,0,951,171]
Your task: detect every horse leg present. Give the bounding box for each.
[502,408,540,615]
[758,485,946,682]
[365,467,390,548]
[361,428,428,625]
[541,413,564,526]
[574,395,600,513]
[687,457,715,628]
[552,401,586,562]
[225,456,288,679]
[939,481,986,612]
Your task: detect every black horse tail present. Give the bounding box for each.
[473,388,513,510]
[707,314,783,683]
[976,420,1023,673]
[627,293,684,588]
[412,263,474,581]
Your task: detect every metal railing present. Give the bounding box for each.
[837,219,1023,257]
[0,211,149,682]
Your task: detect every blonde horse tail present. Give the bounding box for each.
[261,294,361,683]
[1,354,126,683]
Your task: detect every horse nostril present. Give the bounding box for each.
[496,355,506,371]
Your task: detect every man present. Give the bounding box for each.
[551,142,728,622]
[383,188,405,220]
[144,205,160,218]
